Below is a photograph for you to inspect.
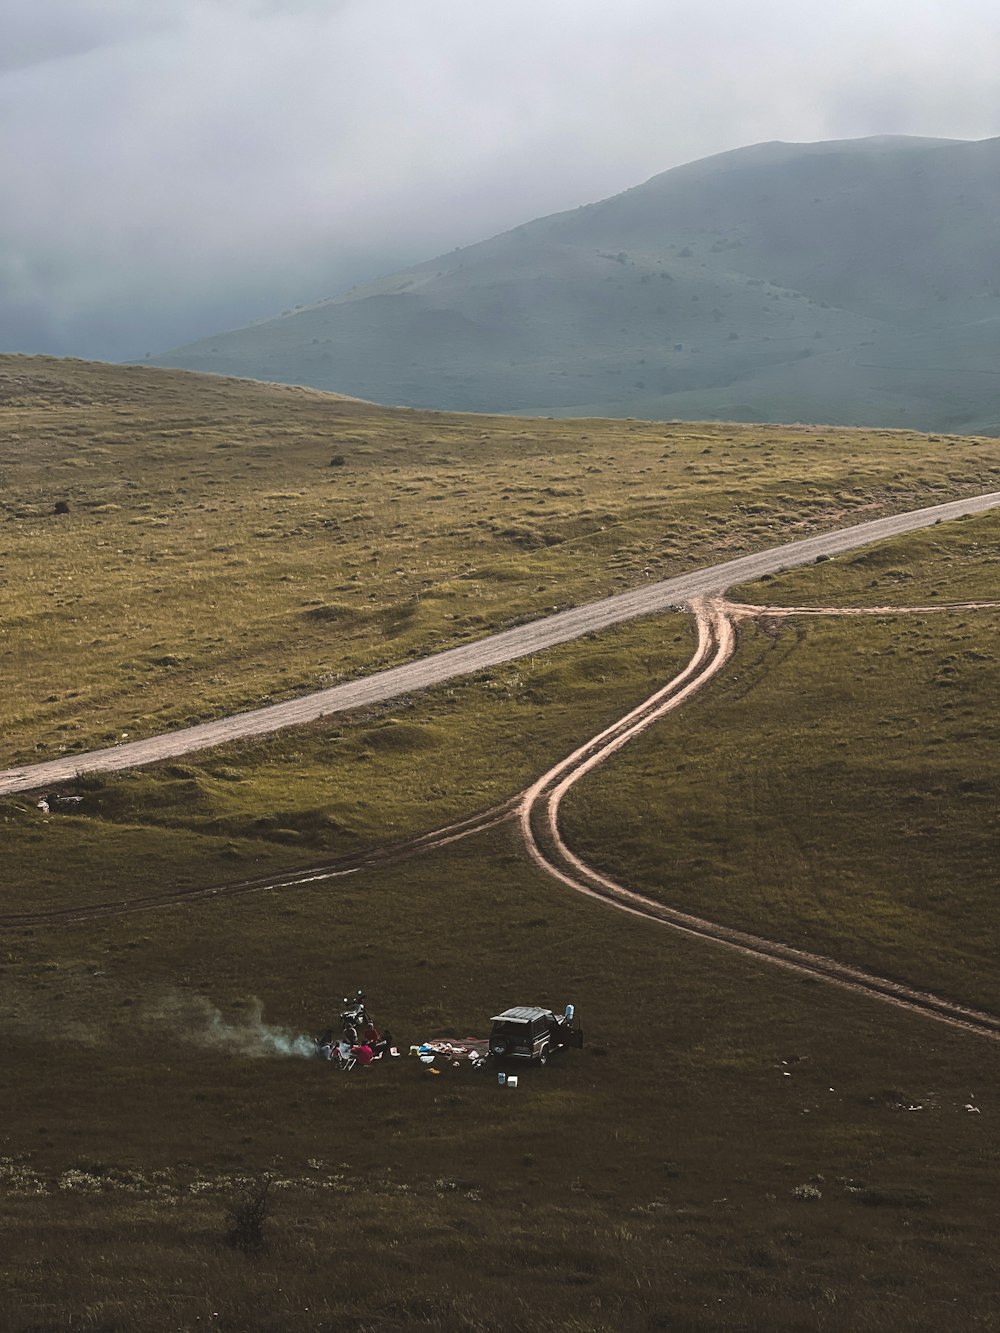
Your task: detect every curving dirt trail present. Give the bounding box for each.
[9,590,1000,1042]
[517,596,1000,1041]
[3,489,999,796]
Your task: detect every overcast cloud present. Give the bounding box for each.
[3,0,1000,361]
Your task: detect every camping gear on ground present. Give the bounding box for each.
[422,1037,491,1063]
[417,1009,583,1077]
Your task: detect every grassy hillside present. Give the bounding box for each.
[3,358,1000,1330]
[3,596,1000,1329]
[4,355,999,768]
[153,135,1000,433]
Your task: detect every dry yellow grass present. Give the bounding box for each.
[4,355,998,767]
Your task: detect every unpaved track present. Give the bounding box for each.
[518,596,1000,1042]
[728,599,1000,619]
[3,489,999,795]
[0,799,520,928]
[5,491,1000,1041]
[6,589,1000,1042]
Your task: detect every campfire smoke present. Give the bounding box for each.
[165,996,316,1060]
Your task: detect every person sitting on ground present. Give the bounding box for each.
[352,1042,374,1067]
[372,1028,394,1059]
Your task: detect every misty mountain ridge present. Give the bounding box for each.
[152,135,1000,434]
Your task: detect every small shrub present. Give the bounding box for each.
[792,1184,822,1201]
[225,1172,273,1255]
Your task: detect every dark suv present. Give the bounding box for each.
[488,1005,583,1064]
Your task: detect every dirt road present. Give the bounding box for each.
[3,488,999,796]
[9,588,1000,1042]
[518,596,1000,1042]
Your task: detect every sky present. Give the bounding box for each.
[3,0,1000,362]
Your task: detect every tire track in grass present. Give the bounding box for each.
[727,599,1000,619]
[0,799,520,927]
[518,598,1000,1042]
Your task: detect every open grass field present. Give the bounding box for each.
[3,358,1000,1329]
[740,506,1000,607]
[3,355,999,767]
[3,833,1000,1332]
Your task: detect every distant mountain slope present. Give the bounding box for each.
[152,135,1000,432]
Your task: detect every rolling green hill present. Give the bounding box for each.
[153,135,1000,432]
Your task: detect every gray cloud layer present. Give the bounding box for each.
[4,0,1000,361]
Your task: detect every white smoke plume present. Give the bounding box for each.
[159,995,317,1060]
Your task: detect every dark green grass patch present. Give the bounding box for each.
[1,835,999,1331]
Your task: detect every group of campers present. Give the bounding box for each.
[315,991,395,1069]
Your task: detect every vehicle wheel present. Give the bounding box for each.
[538,1044,549,1066]
[491,1038,509,1057]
